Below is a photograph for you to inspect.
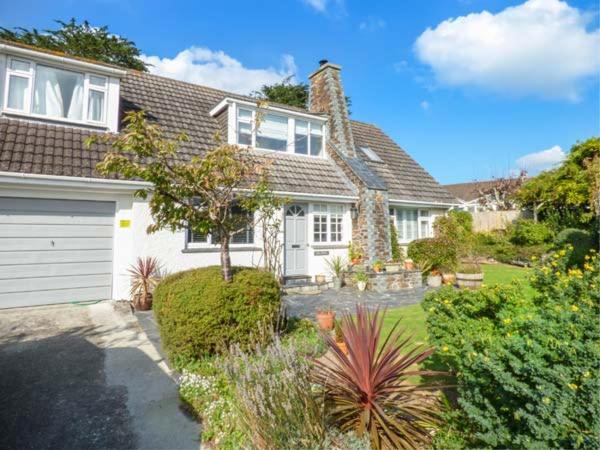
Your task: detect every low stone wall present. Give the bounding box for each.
[345,269,422,292]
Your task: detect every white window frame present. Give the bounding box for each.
[2,56,109,127]
[392,207,433,244]
[311,203,345,244]
[232,103,326,159]
[185,211,257,249]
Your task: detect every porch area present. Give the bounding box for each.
[283,286,428,319]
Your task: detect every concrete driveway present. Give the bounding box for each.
[0,301,199,450]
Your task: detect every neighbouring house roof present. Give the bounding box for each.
[0,48,453,203]
[443,180,501,202]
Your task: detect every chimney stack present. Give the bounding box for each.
[308,61,356,157]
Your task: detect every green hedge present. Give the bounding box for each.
[408,238,457,272]
[153,266,281,361]
[423,248,600,449]
[508,219,554,246]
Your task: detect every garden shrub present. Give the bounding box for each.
[423,247,600,449]
[555,228,595,267]
[153,266,281,360]
[473,231,551,265]
[508,218,554,246]
[449,209,473,234]
[408,237,457,272]
[389,221,402,262]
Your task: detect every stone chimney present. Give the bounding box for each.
[308,61,356,157]
[308,60,392,266]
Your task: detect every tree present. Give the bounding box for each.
[87,111,275,282]
[477,171,527,211]
[252,76,352,113]
[0,18,148,71]
[517,138,599,228]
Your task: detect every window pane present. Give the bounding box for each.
[90,75,106,87]
[405,210,418,240]
[187,229,208,243]
[310,134,323,156]
[238,108,252,120]
[10,59,30,72]
[88,90,105,122]
[257,114,288,151]
[420,220,430,238]
[7,75,28,111]
[33,65,84,120]
[295,120,308,154]
[314,214,327,242]
[330,214,342,242]
[238,122,252,145]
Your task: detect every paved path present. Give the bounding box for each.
[0,302,199,450]
[283,286,429,319]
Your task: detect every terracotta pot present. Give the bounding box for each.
[456,272,484,289]
[404,259,415,270]
[373,266,383,273]
[133,293,152,311]
[315,274,326,284]
[442,273,456,285]
[351,258,362,265]
[336,341,348,355]
[316,310,335,331]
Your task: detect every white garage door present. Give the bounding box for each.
[0,197,115,308]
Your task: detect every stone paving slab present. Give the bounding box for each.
[283,286,429,319]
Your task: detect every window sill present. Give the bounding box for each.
[182,246,261,254]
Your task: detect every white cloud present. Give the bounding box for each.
[359,16,386,32]
[302,0,344,13]
[420,100,430,110]
[516,145,566,173]
[142,47,296,95]
[414,0,600,101]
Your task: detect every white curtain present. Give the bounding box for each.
[33,66,63,117]
[67,79,83,120]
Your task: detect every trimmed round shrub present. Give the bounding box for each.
[508,219,553,245]
[408,237,457,272]
[153,266,281,361]
[555,228,595,267]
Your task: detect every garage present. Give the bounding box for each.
[0,197,115,308]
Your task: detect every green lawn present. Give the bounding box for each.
[382,264,534,344]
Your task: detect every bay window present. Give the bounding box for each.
[3,57,109,126]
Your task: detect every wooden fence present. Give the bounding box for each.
[472,210,526,232]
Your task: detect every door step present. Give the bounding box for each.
[282,276,326,295]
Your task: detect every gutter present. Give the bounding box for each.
[0,43,127,77]
[0,172,149,192]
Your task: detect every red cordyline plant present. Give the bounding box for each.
[313,304,444,450]
[128,256,161,310]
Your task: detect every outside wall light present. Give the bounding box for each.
[350,204,359,220]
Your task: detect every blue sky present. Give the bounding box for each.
[1,0,598,184]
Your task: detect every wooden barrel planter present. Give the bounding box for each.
[456,272,484,289]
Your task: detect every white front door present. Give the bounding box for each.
[284,204,308,276]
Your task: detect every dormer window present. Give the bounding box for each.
[213,99,327,158]
[2,56,117,129]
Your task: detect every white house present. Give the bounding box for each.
[0,41,456,308]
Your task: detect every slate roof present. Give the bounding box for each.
[0,55,453,203]
[351,121,456,204]
[443,180,499,202]
[0,71,356,197]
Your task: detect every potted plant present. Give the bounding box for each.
[456,263,484,289]
[315,274,326,284]
[325,255,345,289]
[128,256,161,311]
[404,258,415,270]
[354,270,369,292]
[372,260,384,273]
[426,268,442,288]
[334,320,348,355]
[348,242,363,266]
[316,308,335,331]
[442,271,456,285]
